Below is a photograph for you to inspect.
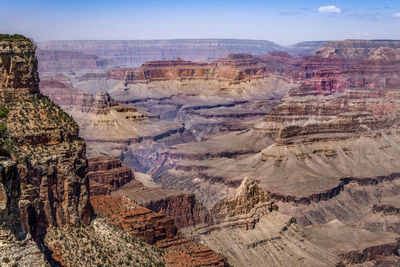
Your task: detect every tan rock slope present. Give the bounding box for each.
[183,178,400,266]
[110,53,297,102]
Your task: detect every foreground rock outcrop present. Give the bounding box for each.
[113,178,211,229]
[0,158,46,266]
[45,218,166,267]
[0,35,93,245]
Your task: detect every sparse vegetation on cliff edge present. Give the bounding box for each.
[0,34,31,42]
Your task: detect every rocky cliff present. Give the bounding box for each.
[183,178,400,266]
[0,158,46,266]
[123,52,300,84]
[91,195,229,266]
[113,178,210,228]
[87,156,133,195]
[0,34,93,250]
[87,155,210,228]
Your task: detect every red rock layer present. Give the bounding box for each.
[145,193,210,229]
[114,178,211,228]
[124,52,302,84]
[298,40,400,95]
[113,179,211,228]
[87,156,210,228]
[91,196,229,266]
[263,41,400,145]
[88,156,133,195]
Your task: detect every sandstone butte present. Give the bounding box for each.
[0,34,229,267]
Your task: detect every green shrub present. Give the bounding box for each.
[0,106,9,118]
[0,122,6,137]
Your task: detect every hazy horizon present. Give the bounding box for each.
[36,38,400,48]
[2,0,400,46]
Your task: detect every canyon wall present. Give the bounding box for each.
[0,34,93,243]
[87,156,210,228]
[91,196,229,266]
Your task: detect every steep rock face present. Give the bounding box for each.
[91,195,229,267]
[39,74,94,106]
[145,192,210,229]
[300,40,400,94]
[87,156,210,228]
[0,36,93,241]
[182,179,400,266]
[0,37,39,102]
[0,158,46,266]
[0,159,20,230]
[87,156,133,195]
[211,177,277,224]
[124,52,301,85]
[113,177,210,228]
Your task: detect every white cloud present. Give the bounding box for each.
[318,5,342,14]
[393,13,400,18]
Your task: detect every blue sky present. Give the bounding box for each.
[1,0,400,45]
